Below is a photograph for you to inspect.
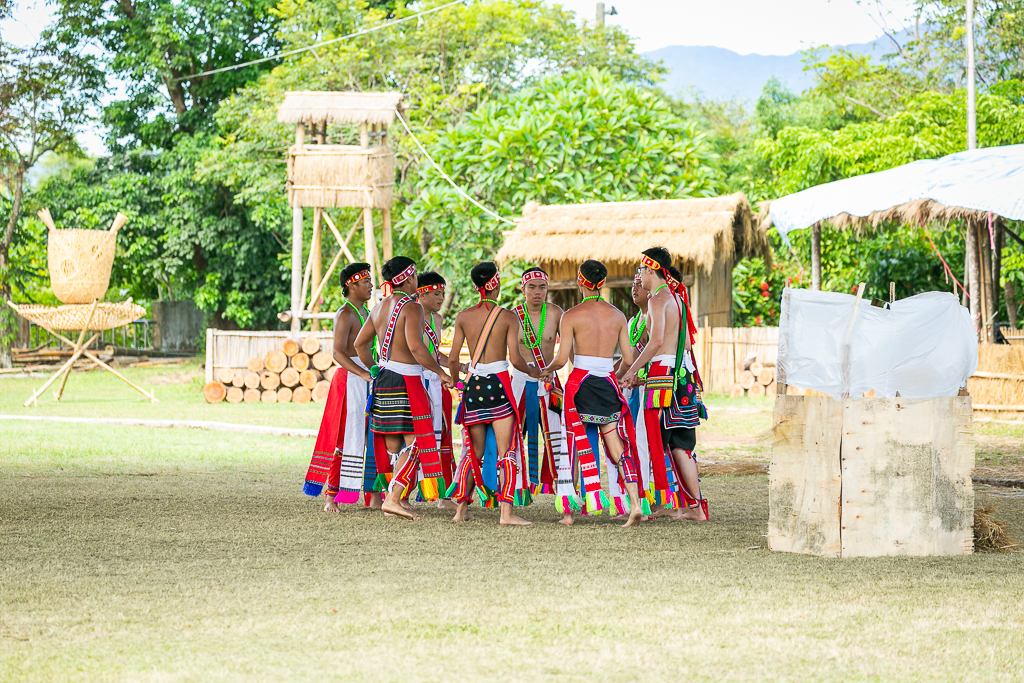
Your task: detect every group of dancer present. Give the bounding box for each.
[302,246,708,526]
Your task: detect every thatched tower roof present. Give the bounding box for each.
[497,193,769,273]
[277,91,405,126]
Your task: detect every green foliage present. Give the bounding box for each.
[47,0,281,148]
[757,89,1024,197]
[401,68,719,309]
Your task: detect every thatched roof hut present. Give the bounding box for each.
[277,91,405,126]
[497,193,769,326]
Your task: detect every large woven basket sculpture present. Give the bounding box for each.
[39,209,127,304]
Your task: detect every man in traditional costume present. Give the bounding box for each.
[510,267,566,497]
[544,260,644,528]
[415,271,458,510]
[303,262,379,512]
[622,270,650,419]
[447,262,538,525]
[622,247,709,521]
[354,257,453,521]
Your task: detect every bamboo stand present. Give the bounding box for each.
[8,300,158,406]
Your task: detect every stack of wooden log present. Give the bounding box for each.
[729,354,778,398]
[203,336,336,404]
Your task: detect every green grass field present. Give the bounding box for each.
[2,363,1023,681]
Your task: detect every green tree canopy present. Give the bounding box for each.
[399,68,719,307]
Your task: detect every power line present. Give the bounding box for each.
[395,112,516,225]
[178,0,466,81]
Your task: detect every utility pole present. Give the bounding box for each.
[966,0,977,150]
[596,3,616,27]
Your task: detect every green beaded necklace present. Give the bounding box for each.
[629,313,647,348]
[581,295,602,303]
[652,283,669,296]
[345,299,368,325]
[522,303,546,350]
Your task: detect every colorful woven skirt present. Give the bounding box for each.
[370,368,414,434]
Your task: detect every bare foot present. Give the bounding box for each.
[649,505,679,519]
[367,493,382,510]
[323,500,340,513]
[381,499,420,520]
[437,499,458,511]
[500,513,533,526]
[400,499,416,512]
[678,506,708,521]
[559,514,574,526]
[621,505,643,528]
[452,502,474,522]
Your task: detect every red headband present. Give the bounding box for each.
[346,269,371,286]
[417,283,444,295]
[477,271,500,299]
[640,254,662,271]
[521,270,548,287]
[577,269,605,290]
[382,263,416,297]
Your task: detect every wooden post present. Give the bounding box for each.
[360,121,379,287]
[994,216,1003,339]
[205,328,214,384]
[310,208,323,332]
[967,219,981,340]
[811,223,822,291]
[382,208,393,261]
[291,123,305,333]
[980,221,995,343]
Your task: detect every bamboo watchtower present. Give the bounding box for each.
[276,91,404,332]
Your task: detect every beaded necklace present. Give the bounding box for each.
[581,295,602,303]
[345,299,368,325]
[652,283,669,296]
[522,302,546,350]
[629,313,647,348]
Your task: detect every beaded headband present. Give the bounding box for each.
[521,270,548,286]
[577,269,605,290]
[382,263,416,297]
[417,283,444,295]
[476,271,500,296]
[640,254,663,271]
[346,269,371,286]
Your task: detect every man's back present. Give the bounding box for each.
[564,299,627,358]
[369,294,419,364]
[457,303,516,364]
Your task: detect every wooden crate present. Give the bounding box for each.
[204,329,333,384]
[768,395,975,558]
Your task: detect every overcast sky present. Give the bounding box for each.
[4,0,915,54]
[2,0,915,155]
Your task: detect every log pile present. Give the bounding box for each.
[204,335,336,404]
[729,354,778,398]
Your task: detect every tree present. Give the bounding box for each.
[200,0,663,323]
[398,68,720,310]
[0,43,103,367]
[48,0,281,149]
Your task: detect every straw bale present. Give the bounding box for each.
[497,193,767,273]
[968,343,1024,413]
[288,145,394,209]
[277,91,404,126]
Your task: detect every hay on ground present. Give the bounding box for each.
[974,505,1021,552]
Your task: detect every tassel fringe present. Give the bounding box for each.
[584,490,611,515]
[513,488,534,507]
[372,473,391,492]
[334,489,360,505]
[303,481,324,498]
[557,494,583,514]
[418,476,443,502]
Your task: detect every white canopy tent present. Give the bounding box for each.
[762,144,1024,341]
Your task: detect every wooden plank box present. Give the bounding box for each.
[768,395,974,558]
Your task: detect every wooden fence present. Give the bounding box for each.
[694,326,779,395]
[204,329,333,384]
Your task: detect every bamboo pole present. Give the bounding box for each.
[311,206,323,332]
[811,223,822,291]
[967,219,981,340]
[291,122,305,333]
[321,210,358,264]
[382,207,393,261]
[24,331,102,407]
[54,298,100,401]
[46,328,158,402]
[359,121,379,287]
[981,220,996,342]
